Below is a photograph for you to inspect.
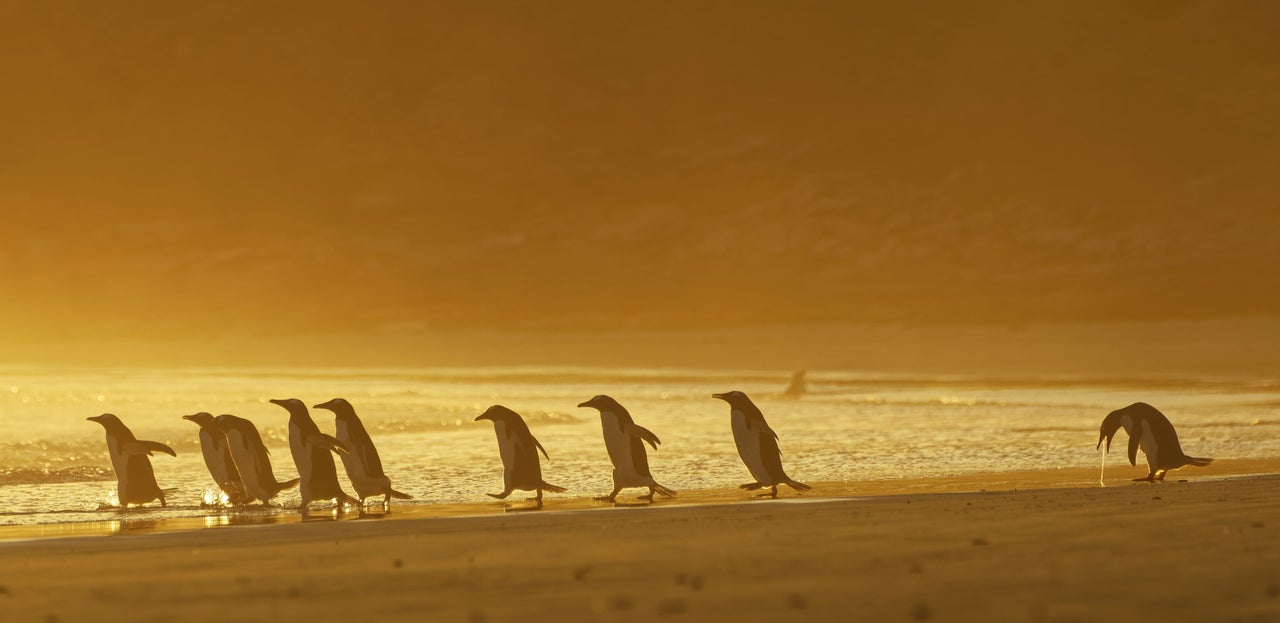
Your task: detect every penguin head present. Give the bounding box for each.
[577,395,621,411]
[87,413,127,433]
[712,390,753,409]
[1097,409,1126,452]
[312,398,354,418]
[182,412,215,427]
[268,398,308,417]
[475,405,520,423]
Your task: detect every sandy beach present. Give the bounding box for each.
[2,459,1277,623]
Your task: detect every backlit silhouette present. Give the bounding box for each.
[313,398,413,508]
[1097,402,1214,483]
[577,395,675,503]
[213,414,299,505]
[87,414,177,507]
[270,398,359,512]
[712,391,812,498]
[183,412,249,505]
[474,405,566,508]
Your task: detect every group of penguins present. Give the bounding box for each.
[87,390,814,512]
[88,387,1215,513]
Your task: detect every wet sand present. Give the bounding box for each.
[1,459,1278,622]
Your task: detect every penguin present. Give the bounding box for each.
[712,391,811,498]
[87,414,177,507]
[576,395,675,503]
[313,398,412,507]
[213,414,299,505]
[474,405,566,507]
[183,412,249,506]
[1097,402,1214,483]
[269,398,359,512]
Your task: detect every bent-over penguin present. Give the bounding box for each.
[270,398,358,512]
[87,414,177,507]
[577,395,675,502]
[183,412,249,505]
[712,391,811,498]
[474,405,566,507]
[313,398,412,507]
[1097,402,1213,483]
[213,414,299,505]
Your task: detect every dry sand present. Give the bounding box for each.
[2,459,1278,622]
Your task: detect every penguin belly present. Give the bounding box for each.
[493,420,542,491]
[1136,420,1160,473]
[199,429,239,496]
[225,430,270,501]
[730,410,771,484]
[288,422,317,500]
[601,412,650,488]
[336,421,389,499]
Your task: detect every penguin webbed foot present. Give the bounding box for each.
[637,493,655,502]
[739,482,763,491]
[1132,475,1155,482]
[593,495,618,503]
[487,491,512,500]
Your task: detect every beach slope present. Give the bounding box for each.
[1,477,1278,622]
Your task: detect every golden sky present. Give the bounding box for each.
[1,2,1277,351]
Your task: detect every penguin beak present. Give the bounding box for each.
[86,415,102,423]
[312,400,335,410]
[474,413,491,422]
[712,393,727,401]
[576,400,592,408]
[1097,432,1111,452]
[268,399,287,407]
[182,414,197,422]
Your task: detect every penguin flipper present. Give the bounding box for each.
[124,441,178,457]
[1127,431,1141,467]
[529,436,551,461]
[310,433,351,455]
[625,424,662,450]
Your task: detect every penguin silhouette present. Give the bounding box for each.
[577,395,675,503]
[87,414,177,507]
[1097,402,1213,483]
[475,405,566,508]
[712,391,811,498]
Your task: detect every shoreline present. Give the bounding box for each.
[5,456,1277,543]
[1,469,1278,622]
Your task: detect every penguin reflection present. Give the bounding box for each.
[87,414,177,508]
[712,391,811,498]
[475,406,566,508]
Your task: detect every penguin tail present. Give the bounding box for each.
[784,479,812,492]
[389,488,413,500]
[653,484,676,498]
[1187,457,1214,467]
[540,481,567,493]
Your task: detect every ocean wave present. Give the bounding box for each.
[0,466,114,486]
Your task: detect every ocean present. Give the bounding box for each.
[1,365,1277,527]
